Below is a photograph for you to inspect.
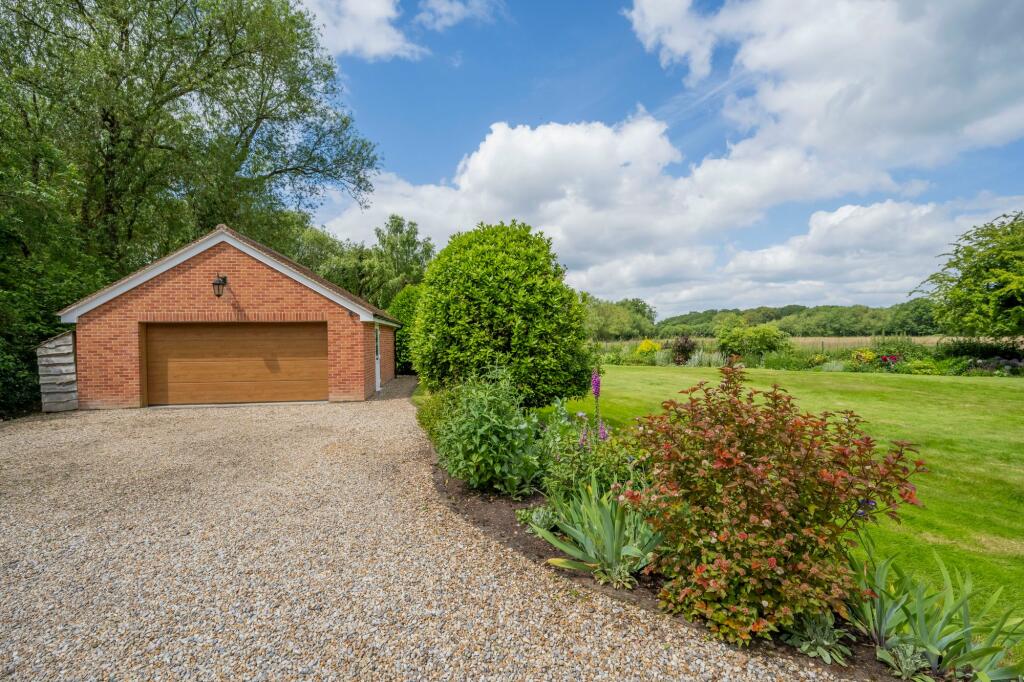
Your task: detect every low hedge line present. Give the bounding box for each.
[599,335,1023,377]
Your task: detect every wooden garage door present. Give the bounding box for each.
[145,323,328,405]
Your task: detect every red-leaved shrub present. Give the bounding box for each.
[623,366,926,644]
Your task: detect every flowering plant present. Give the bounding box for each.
[540,369,647,499]
[879,354,902,370]
[852,348,877,364]
[623,366,926,644]
[635,338,662,355]
[579,368,609,447]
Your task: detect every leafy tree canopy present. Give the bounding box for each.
[387,283,422,374]
[921,212,1024,338]
[584,295,656,340]
[291,216,433,309]
[363,215,435,309]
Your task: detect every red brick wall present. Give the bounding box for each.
[76,242,381,408]
[362,324,377,396]
[380,325,396,381]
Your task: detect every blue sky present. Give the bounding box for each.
[304,0,1024,318]
[336,3,688,184]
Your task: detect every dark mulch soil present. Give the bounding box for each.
[433,465,893,682]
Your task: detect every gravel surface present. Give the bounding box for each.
[0,377,851,680]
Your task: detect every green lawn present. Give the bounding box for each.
[563,366,1024,614]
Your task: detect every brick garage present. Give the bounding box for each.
[58,226,399,408]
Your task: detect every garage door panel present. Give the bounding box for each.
[146,332,327,359]
[148,379,328,405]
[145,323,328,405]
[147,358,329,384]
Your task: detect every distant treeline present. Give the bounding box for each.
[585,296,939,340]
[655,299,938,338]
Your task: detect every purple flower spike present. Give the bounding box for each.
[598,421,608,441]
[579,424,589,447]
[591,369,601,398]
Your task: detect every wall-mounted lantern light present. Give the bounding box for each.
[212,274,228,297]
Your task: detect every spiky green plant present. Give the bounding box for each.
[847,533,909,649]
[532,476,660,589]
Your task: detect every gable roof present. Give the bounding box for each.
[58,225,400,326]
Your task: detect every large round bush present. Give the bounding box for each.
[387,284,421,373]
[411,221,591,406]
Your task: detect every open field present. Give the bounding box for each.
[564,366,1024,617]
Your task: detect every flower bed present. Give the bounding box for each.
[415,365,1024,680]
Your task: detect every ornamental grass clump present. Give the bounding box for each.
[623,365,926,645]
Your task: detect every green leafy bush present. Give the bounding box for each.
[761,350,810,370]
[904,360,939,375]
[624,366,926,644]
[0,340,40,419]
[716,323,791,360]
[542,432,645,501]
[871,336,933,362]
[935,356,972,376]
[415,389,449,442]
[387,284,422,374]
[601,350,623,366]
[782,611,853,666]
[934,337,1023,361]
[533,476,660,589]
[809,352,829,366]
[435,369,540,497]
[411,221,592,407]
[538,398,646,500]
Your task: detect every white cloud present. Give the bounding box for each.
[328,112,689,268]
[302,0,427,60]
[328,110,893,270]
[415,0,502,31]
[713,196,1024,308]
[627,0,1024,167]
[318,1,1024,316]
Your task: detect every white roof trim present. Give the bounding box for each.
[59,231,378,323]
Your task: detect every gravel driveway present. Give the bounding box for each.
[1,377,847,680]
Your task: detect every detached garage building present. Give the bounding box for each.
[57,225,398,408]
